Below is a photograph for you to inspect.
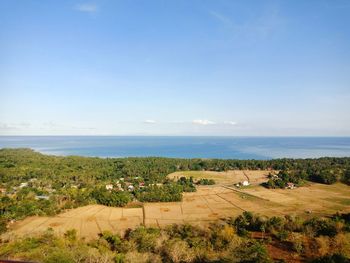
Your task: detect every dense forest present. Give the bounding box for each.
[1,148,350,187]
[0,211,349,262]
[0,148,350,235]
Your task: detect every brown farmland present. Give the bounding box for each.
[3,171,350,240]
[167,169,274,185]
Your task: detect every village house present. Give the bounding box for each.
[105,184,113,190]
[286,182,296,189]
[127,185,134,191]
[149,183,163,187]
[19,182,28,188]
[35,195,50,200]
[116,183,124,191]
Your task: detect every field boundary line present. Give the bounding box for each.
[221,185,271,201]
[242,171,250,182]
[142,205,146,226]
[27,217,51,235]
[201,195,215,214]
[216,194,245,212]
[91,206,106,217]
[95,219,102,233]
[108,207,113,221]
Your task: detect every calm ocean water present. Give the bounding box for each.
[0,136,350,160]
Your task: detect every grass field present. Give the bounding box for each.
[3,180,350,240]
[167,169,274,185]
[241,182,350,216]
[2,205,143,240]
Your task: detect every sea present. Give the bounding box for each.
[1,136,350,160]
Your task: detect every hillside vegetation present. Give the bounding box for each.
[1,211,350,262]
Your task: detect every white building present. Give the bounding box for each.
[19,182,28,188]
[242,181,250,186]
[105,184,113,190]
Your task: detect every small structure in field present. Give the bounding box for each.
[235,180,250,188]
[127,185,135,191]
[19,182,28,188]
[105,184,113,190]
[286,182,295,189]
[242,180,250,186]
[116,183,124,191]
[149,183,164,187]
[35,195,50,200]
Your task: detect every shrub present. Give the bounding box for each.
[128,227,160,253]
[163,239,195,263]
[310,254,350,263]
[135,184,182,202]
[90,187,131,207]
[304,218,338,237]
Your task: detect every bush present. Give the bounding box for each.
[311,170,337,185]
[127,227,160,253]
[99,230,122,251]
[304,218,338,237]
[0,218,7,234]
[310,254,350,263]
[197,178,215,185]
[163,239,195,263]
[91,187,131,207]
[222,240,271,263]
[135,184,182,202]
[342,168,350,185]
[44,249,74,263]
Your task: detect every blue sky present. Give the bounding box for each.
[0,0,349,136]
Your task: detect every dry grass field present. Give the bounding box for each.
[4,177,350,240]
[167,170,274,185]
[241,182,350,216]
[2,205,143,240]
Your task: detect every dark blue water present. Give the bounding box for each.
[0,136,350,159]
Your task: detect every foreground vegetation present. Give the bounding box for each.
[1,212,350,263]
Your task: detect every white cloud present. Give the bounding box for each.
[0,122,96,135]
[224,121,237,125]
[75,3,98,13]
[192,119,215,125]
[0,122,31,130]
[209,11,232,26]
[144,120,156,124]
[209,6,283,40]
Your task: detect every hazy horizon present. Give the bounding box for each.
[1,0,350,136]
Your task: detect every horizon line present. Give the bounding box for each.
[0,135,350,138]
